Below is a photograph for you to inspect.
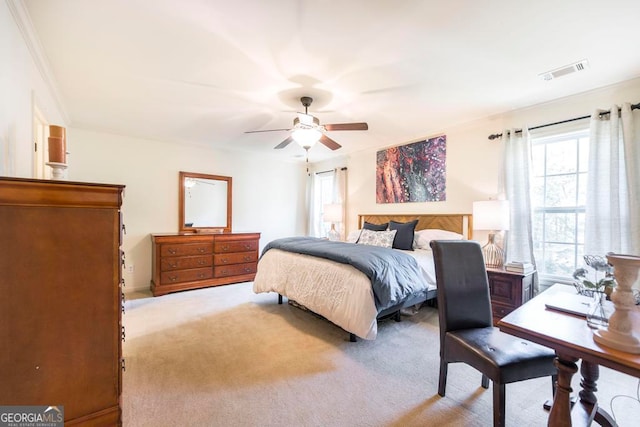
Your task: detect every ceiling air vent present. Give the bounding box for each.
[539,59,590,81]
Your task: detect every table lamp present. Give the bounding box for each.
[472,200,510,268]
[323,203,342,241]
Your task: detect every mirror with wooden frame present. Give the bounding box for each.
[179,171,232,233]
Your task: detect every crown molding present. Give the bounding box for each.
[6,0,70,123]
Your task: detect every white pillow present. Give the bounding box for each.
[346,229,362,243]
[357,229,397,248]
[414,228,465,249]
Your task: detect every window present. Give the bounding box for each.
[531,129,589,280]
[312,172,334,237]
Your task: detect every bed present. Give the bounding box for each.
[253,214,472,341]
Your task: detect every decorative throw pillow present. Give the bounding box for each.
[389,220,418,250]
[414,228,465,249]
[346,229,362,243]
[357,229,397,248]
[362,221,388,231]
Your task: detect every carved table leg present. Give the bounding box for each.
[579,361,617,427]
[579,360,599,405]
[548,354,579,427]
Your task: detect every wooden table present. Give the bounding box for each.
[498,284,640,426]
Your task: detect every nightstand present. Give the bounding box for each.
[486,267,535,323]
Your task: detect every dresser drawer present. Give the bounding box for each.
[214,251,258,266]
[215,262,257,278]
[161,255,213,271]
[488,275,519,305]
[151,232,260,296]
[161,243,213,257]
[215,240,258,253]
[161,267,213,284]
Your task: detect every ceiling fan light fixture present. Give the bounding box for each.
[292,127,322,148]
[245,96,367,151]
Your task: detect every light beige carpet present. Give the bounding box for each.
[122,283,639,426]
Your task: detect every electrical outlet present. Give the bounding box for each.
[127,264,134,273]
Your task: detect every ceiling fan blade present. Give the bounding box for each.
[245,128,290,134]
[319,134,342,151]
[274,136,294,149]
[323,122,369,131]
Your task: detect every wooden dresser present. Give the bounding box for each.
[487,267,535,323]
[0,177,124,426]
[151,232,260,296]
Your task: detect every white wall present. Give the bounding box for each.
[0,1,65,177]
[67,128,307,291]
[343,77,640,239]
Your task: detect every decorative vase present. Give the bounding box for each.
[47,136,66,163]
[327,224,340,241]
[593,254,640,354]
[586,292,609,329]
[48,125,67,164]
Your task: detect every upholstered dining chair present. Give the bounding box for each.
[430,240,557,427]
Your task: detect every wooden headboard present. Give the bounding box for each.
[358,214,473,240]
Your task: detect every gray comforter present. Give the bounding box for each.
[261,237,427,311]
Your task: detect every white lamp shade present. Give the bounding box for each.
[323,203,342,223]
[473,200,510,231]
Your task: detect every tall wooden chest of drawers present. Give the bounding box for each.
[0,177,124,426]
[151,232,260,296]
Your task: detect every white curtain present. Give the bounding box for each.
[501,127,539,291]
[332,168,348,240]
[585,103,640,255]
[306,172,320,237]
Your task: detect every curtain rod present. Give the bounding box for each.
[487,102,640,140]
[316,167,347,175]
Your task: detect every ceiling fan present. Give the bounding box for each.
[245,96,368,151]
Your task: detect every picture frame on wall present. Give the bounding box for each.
[375,135,446,203]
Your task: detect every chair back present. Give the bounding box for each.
[430,240,493,342]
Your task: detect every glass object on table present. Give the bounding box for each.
[586,292,610,329]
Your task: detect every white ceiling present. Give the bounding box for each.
[22,0,640,163]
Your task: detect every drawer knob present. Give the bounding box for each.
[244,244,251,249]
[169,275,178,282]
[169,263,177,268]
[222,258,229,264]
[222,245,230,251]
[198,247,205,253]
[168,248,177,255]
[198,273,205,278]
[243,256,251,262]
[198,260,205,265]
[244,267,252,273]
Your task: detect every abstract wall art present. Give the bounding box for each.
[375,135,446,203]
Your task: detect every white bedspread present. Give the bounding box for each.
[252,247,435,340]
